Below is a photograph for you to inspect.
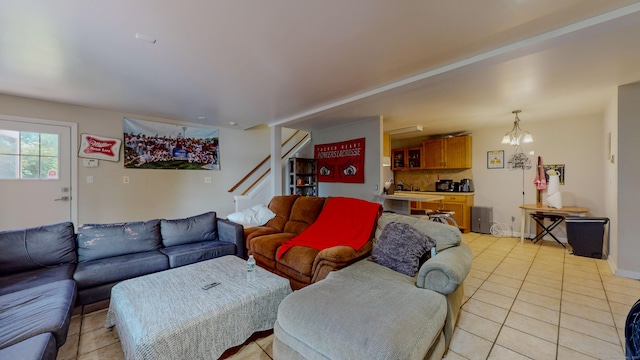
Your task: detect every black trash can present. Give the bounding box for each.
[565,217,609,259]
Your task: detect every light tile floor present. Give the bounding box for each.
[57,233,639,360]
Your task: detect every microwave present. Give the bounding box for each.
[436,180,454,192]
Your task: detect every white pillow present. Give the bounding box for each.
[251,204,276,224]
[227,204,276,226]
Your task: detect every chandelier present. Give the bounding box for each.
[501,110,533,146]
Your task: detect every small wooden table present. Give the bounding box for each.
[519,204,590,244]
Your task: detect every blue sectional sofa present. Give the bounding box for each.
[73,211,244,305]
[0,211,244,360]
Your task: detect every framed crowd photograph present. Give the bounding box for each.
[487,150,504,169]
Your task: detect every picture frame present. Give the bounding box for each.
[543,164,565,185]
[487,150,504,169]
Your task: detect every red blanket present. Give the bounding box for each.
[276,197,382,259]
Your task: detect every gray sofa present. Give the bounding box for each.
[74,211,244,305]
[0,211,244,360]
[0,222,78,360]
[273,213,472,360]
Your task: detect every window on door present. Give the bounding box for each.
[0,130,59,180]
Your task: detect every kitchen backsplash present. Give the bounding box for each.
[393,168,474,191]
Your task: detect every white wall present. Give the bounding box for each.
[604,94,619,269]
[311,117,382,202]
[616,82,640,278]
[470,113,606,237]
[0,94,273,225]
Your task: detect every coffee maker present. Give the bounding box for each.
[460,178,474,192]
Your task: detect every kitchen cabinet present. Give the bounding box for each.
[423,135,472,169]
[288,157,318,196]
[411,193,475,233]
[391,147,423,170]
[383,133,391,157]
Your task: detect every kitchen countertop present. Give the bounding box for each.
[377,193,445,202]
[390,191,475,196]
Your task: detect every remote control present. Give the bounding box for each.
[201,282,221,290]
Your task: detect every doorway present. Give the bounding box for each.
[0,115,77,230]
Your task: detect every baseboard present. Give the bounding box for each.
[613,263,640,280]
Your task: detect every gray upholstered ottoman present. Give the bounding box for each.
[274,259,449,360]
[105,255,292,360]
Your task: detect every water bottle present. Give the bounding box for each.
[246,255,256,281]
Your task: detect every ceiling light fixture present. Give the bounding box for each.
[501,110,533,146]
[386,125,423,136]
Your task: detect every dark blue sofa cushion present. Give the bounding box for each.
[0,222,76,276]
[0,263,76,296]
[0,333,57,360]
[159,240,236,268]
[73,250,168,289]
[0,280,76,349]
[76,220,162,263]
[160,212,218,247]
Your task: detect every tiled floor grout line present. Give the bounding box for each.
[461,234,542,359]
[556,245,567,360]
[74,312,82,360]
[486,235,541,360]
[561,252,626,358]
[461,235,621,359]
[597,257,627,354]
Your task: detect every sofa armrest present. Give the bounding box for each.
[416,242,472,295]
[310,242,372,283]
[217,218,245,259]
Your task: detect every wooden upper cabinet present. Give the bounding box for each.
[392,146,423,170]
[407,147,422,169]
[444,136,472,168]
[423,135,472,169]
[391,148,407,170]
[423,138,444,169]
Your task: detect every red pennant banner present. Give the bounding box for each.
[79,133,121,162]
[314,138,365,183]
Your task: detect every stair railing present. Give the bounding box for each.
[227,130,309,195]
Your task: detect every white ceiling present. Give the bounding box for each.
[1,1,640,137]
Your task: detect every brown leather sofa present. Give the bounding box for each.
[244,195,376,289]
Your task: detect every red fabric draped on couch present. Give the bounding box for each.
[276,197,382,259]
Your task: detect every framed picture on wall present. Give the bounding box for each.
[487,150,504,169]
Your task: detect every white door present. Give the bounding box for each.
[0,118,74,230]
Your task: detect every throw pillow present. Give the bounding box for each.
[227,204,276,226]
[375,213,461,252]
[370,222,436,277]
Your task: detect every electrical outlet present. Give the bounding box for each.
[123,176,130,184]
[204,177,212,184]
